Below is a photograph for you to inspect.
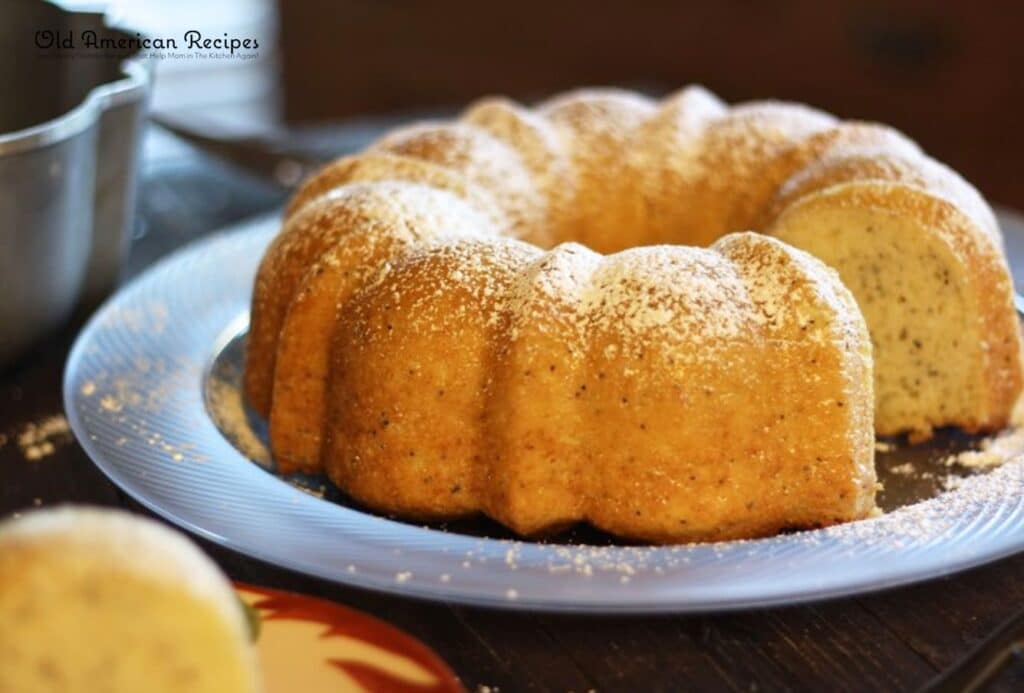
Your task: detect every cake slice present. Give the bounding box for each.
[769,181,1022,436]
[0,507,259,693]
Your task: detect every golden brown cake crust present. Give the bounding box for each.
[320,233,874,542]
[268,185,494,473]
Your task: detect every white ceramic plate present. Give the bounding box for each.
[63,211,1024,613]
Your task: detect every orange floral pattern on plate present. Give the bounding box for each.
[236,583,463,693]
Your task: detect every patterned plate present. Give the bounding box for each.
[63,210,1024,613]
[235,583,462,692]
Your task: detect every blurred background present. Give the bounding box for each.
[76,0,1024,209]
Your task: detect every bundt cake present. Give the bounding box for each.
[0,507,259,693]
[244,85,1023,542]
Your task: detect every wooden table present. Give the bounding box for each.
[3,127,1023,693]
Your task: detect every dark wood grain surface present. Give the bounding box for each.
[5,127,1024,693]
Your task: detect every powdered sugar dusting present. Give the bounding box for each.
[581,244,753,348]
[243,84,1012,543]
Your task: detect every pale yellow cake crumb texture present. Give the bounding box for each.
[242,85,1022,543]
[0,506,260,693]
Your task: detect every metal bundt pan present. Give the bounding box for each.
[0,0,150,366]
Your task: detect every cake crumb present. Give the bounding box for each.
[943,475,968,491]
[99,395,122,412]
[17,415,71,461]
[888,462,916,476]
[944,426,1024,470]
